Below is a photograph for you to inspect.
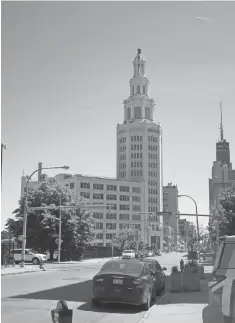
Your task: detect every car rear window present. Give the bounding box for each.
[101,261,142,274]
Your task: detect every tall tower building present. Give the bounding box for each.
[216,102,231,169]
[116,49,163,249]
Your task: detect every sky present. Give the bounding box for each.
[1,1,235,230]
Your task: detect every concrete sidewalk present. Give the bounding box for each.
[142,273,224,323]
[1,265,44,276]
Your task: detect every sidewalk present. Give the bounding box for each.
[1,256,119,276]
[143,269,224,323]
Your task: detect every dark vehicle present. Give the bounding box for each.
[141,258,166,294]
[92,259,157,310]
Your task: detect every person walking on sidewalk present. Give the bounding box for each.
[180,259,185,272]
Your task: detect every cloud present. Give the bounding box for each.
[196,16,212,21]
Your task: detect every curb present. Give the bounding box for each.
[1,269,45,276]
[138,289,170,323]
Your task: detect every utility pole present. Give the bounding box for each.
[58,195,62,263]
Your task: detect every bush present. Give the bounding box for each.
[171,265,179,273]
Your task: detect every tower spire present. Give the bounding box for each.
[220,101,224,141]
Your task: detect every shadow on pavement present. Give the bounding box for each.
[11,280,93,303]
[78,301,141,314]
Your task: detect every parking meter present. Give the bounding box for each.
[51,300,73,323]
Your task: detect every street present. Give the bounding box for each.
[1,252,185,323]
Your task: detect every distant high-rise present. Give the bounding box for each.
[216,102,231,169]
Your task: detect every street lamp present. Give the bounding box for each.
[178,194,200,256]
[20,165,69,267]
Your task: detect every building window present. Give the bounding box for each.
[96,233,103,239]
[106,213,117,220]
[132,205,141,212]
[132,196,141,202]
[134,106,141,119]
[137,85,140,94]
[132,214,141,221]
[127,107,131,120]
[119,214,130,220]
[145,107,150,119]
[132,187,141,193]
[106,223,116,230]
[120,186,129,192]
[80,182,90,189]
[93,212,103,219]
[93,193,104,200]
[134,224,141,231]
[120,204,130,211]
[106,233,116,240]
[143,85,145,94]
[132,86,135,95]
[70,182,75,189]
[106,185,117,191]
[93,183,104,190]
[80,192,90,199]
[120,195,130,201]
[106,194,117,200]
[106,204,117,210]
[95,222,103,230]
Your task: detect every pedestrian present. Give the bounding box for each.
[180,259,184,272]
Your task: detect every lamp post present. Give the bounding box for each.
[20,165,69,267]
[178,194,200,257]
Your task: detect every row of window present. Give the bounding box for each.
[131,170,142,177]
[119,146,126,152]
[131,144,142,150]
[149,188,158,194]
[148,128,159,134]
[131,153,143,159]
[119,163,126,169]
[131,161,143,168]
[80,183,135,192]
[126,106,151,121]
[131,84,146,95]
[149,197,158,204]
[119,155,126,161]
[149,206,157,213]
[131,135,143,142]
[148,171,158,177]
[96,233,116,240]
[96,222,142,231]
[149,153,157,160]
[119,171,126,178]
[119,137,126,144]
[148,145,157,151]
[149,162,157,169]
[148,136,158,143]
[94,213,160,222]
[148,179,158,186]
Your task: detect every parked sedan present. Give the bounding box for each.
[92,259,156,310]
[142,258,166,295]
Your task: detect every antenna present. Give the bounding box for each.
[220,101,224,141]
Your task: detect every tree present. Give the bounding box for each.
[5,178,96,260]
[218,184,235,236]
[112,227,145,251]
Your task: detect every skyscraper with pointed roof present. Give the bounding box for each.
[216,102,232,169]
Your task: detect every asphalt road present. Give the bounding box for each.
[1,252,186,323]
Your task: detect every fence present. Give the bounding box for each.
[1,239,17,267]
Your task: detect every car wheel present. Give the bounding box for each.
[32,258,39,265]
[92,299,100,307]
[143,291,151,311]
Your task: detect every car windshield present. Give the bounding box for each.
[28,249,38,254]
[123,250,133,253]
[101,261,142,274]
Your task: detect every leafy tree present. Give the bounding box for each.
[218,184,235,236]
[112,227,145,251]
[5,178,95,260]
